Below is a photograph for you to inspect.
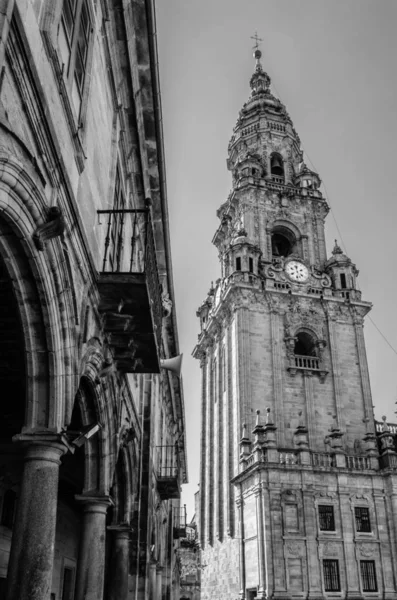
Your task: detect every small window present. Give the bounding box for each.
[236,257,241,271]
[323,560,341,592]
[58,0,92,117]
[285,504,299,532]
[318,505,335,531]
[249,257,253,273]
[340,273,347,289]
[360,561,377,592]
[61,566,75,600]
[1,489,16,529]
[355,507,371,533]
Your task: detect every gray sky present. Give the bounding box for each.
[156,0,397,519]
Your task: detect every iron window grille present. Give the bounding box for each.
[318,505,335,531]
[360,561,377,592]
[355,507,371,533]
[323,559,341,592]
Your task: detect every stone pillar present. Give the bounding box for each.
[156,565,163,600]
[6,435,69,600]
[237,496,246,600]
[107,525,131,600]
[149,561,157,599]
[74,495,112,600]
[255,487,266,599]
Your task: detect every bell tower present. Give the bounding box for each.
[193,47,397,600]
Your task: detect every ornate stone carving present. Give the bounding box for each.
[357,544,375,558]
[161,292,173,317]
[286,542,303,556]
[323,542,339,557]
[33,206,65,250]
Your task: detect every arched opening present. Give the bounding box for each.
[271,227,297,258]
[0,255,26,440]
[294,332,317,357]
[270,153,284,180]
[54,380,101,597]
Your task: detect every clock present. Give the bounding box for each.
[285,260,309,283]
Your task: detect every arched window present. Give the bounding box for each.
[271,227,297,258]
[294,332,317,357]
[270,153,284,181]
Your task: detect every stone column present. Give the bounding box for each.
[156,565,163,600]
[237,496,246,600]
[107,525,131,600]
[6,435,70,600]
[149,561,157,599]
[74,495,112,600]
[255,487,266,599]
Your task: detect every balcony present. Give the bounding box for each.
[173,505,187,539]
[288,354,328,382]
[155,445,180,500]
[97,209,162,373]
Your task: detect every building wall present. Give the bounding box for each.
[0,0,186,598]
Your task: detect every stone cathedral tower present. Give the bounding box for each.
[193,49,397,600]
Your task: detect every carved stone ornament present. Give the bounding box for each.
[284,298,325,341]
[357,544,375,558]
[286,542,303,556]
[161,292,173,317]
[323,542,339,557]
[33,206,65,250]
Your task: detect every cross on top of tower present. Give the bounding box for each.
[250,32,264,71]
[251,31,263,49]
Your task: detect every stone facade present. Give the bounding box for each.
[193,49,397,600]
[178,519,201,600]
[0,1,186,599]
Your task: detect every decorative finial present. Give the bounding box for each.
[332,239,343,255]
[256,409,261,427]
[266,406,273,425]
[251,32,263,70]
[382,415,390,432]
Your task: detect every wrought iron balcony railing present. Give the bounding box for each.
[155,445,180,500]
[97,208,162,373]
[173,505,187,539]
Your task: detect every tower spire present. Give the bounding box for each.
[250,31,264,71]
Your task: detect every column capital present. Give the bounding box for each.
[13,431,74,462]
[75,494,114,514]
[107,524,133,539]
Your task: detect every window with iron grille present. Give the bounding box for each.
[318,505,335,531]
[58,0,92,117]
[355,507,371,533]
[323,560,340,592]
[360,561,377,592]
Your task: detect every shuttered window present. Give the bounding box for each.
[323,560,340,592]
[360,561,377,592]
[318,505,335,531]
[355,507,371,533]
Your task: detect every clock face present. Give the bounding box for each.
[285,260,309,282]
